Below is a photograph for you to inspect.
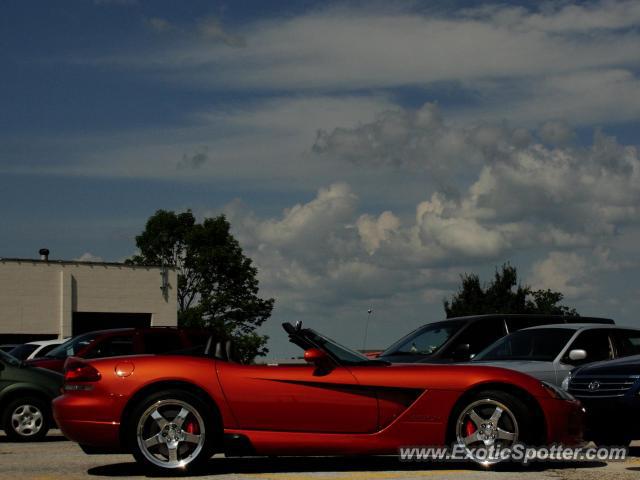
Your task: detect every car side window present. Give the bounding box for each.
[448,319,506,357]
[563,329,613,365]
[613,330,640,357]
[37,344,58,357]
[143,332,181,354]
[85,335,135,359]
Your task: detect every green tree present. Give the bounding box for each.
[127,210,274,362]
[444,263,578,318]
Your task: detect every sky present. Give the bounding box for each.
[1,0,640,358]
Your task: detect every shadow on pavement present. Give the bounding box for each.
[88,456,607,478]
[0,434,68,443]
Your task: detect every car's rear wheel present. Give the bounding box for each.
[2,396,50,441]
[452,390,533,464]
[128,390,216,474]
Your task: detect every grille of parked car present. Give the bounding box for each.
[569,375,639,398]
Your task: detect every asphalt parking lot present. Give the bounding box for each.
[1,432,639,480]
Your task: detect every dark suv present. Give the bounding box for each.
[26,327,206,373]
[566,351,640,446]
[378,314,614,363]
[0,349,63,441]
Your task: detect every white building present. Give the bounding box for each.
[0,253,177,344]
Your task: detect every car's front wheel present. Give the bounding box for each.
[128,390,217,474]
[2,395,50,441]
[452,390,534,464]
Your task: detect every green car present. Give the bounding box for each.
[0,349,62,441]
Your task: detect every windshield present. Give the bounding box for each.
[382,320,465,356]
[0,349,21,367]
[474,328,575,362]
[8,344,39,360]
[45,332,99,359]
[301,329,372,364]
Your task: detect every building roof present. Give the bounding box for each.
[0,258,173,269]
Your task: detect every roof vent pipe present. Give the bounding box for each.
[39,248,50,261]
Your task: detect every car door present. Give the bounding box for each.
[217,361,378,433]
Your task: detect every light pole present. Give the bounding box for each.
[362,308,373,351]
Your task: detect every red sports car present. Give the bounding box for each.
[53,322,584,474]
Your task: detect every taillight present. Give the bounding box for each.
[64,357,101,384]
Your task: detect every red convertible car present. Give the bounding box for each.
[53,322,584,473]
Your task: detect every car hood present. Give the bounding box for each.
[573,354,640,376]
[470,360,555,374]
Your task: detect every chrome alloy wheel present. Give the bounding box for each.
[136,399,206,469]
[10,404,44,437]
[455,399,519,457]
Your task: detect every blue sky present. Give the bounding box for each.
[2,0,640,357]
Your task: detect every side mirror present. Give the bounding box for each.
[304,348,329,365]
[568,349,587,361]
[451,343,471,361]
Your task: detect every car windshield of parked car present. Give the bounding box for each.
[301,329,373,364]
[0,349,21,367]
[382,320,465,356]
[45,332,99,359]
[8,343,39,360]
[474,328,576,362]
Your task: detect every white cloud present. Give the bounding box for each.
[145,17,174,33]
[537,120,575,146]
[81,1,640,128]
[197,17,246,47]
[74,252,104,262]
[357,211,400,255]
[0,95,393,185]
[529,247,622,298]
[472,69,640,127]
[94,0,137,6]
[115,2,640,90]
[216,102,640,331]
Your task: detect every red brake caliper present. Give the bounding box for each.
[185,421,199,434]
[465,419,476,437]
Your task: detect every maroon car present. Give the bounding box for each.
[26,327,204,373]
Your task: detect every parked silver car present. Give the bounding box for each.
[471,324,640,386]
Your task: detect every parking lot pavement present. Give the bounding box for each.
[1,432,640,480]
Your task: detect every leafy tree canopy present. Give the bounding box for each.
[127,210,274,362]
[444,263,578,318]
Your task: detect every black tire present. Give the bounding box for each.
[591,433,631,447]
[127,390,218,474]
[2,395,51,442]
[449,390,536,463]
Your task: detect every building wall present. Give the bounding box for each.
[0,259,177,339]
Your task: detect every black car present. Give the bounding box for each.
[378,314,615,363]
[0,349,63,441]
[0,344,19,354]
[566,353,640,446]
